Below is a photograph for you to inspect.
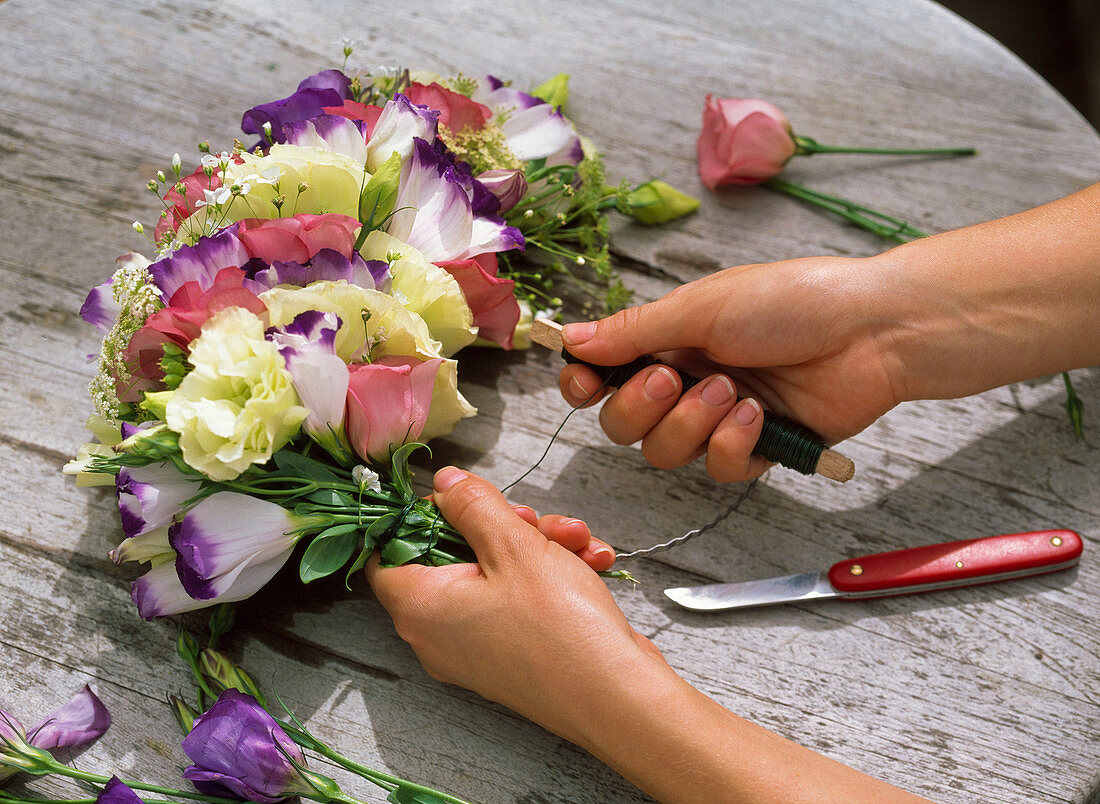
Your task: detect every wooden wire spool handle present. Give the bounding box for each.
[530,319,855,483]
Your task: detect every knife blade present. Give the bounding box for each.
[664,529,1083,611]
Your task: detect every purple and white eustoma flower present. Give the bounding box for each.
[387,138,524,262]
[241,69,353,147]
[115,462,200,539]
[476,168,528,213]
[282,113,370,164]
[148,225,249,301]
[80,276,119,334]
[130,492,319,619]
[474,75,583,165]
[0,686,111,781]
[267,311,352,460]
[182,690,320,803]
[365,93,440,173]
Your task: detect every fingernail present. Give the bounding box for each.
[734,397,762,426]
[514,505,536,517]
[569,375,589,399]
[701,375,734,407]
[434,466,466,491]
[562,518,586,527]
[644,366,678,401]
[589,544,614,558]
[562,321,597,346]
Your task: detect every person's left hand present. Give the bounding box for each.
[366,467,668,747]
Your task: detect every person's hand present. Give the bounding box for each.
[367,468,932,803]
[559,256,905,482]
[366,467,668,745]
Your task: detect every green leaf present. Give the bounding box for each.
[389,442,430,499]
[380,536,430,566]
[358,150,402,232]
[1063,371,1085,440]
[299,525,361,583]
[272,449,342,482]
[344,513,397,588]
[306,488,356,507]
[531,73,569,111]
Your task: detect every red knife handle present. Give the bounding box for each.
[827,530,1082,595]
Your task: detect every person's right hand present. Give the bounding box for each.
[559,256,905,482]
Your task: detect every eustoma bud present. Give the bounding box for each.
[696,95,796,188]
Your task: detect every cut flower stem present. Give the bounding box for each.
[765,177,928,243]
[794,135,976,158]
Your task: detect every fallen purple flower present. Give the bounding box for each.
[0,686,110,781]
[97,776,145,804]
[181,690,318,803]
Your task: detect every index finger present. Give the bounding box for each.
[561,277,727,365]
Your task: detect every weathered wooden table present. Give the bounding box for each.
[2,1,1097,802]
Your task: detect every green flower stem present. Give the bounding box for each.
[794,135,976,158]
[308,741,474,804]
[765,178,928,243]
[1063,371,1084,439]
[770,178,928,235]
[38,760,240,804]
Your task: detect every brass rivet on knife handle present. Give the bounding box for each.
[529,319,856,483]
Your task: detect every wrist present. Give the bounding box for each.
[870,188,1100,401]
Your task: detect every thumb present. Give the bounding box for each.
[561,281,724,365]
[431,467,542,573]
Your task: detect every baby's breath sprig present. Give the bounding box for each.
[502,154,633,315]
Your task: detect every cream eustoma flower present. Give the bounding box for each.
[260,280,441,362]
[164,307,307,481]
[360,230,476,357]
[422,357,477,441]
[213,144,367,228]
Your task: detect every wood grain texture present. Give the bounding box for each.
[0,0,1097,802]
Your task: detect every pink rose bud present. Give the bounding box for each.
[696,96,797,189]
[345,357,442,464]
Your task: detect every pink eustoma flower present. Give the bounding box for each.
[122,266,266,398]
[323,99,385,138]
[697,96,797,189]
[405,82,492,133]
[436,257,521,349]
[235,213,361,265]
[154,164,228,242]
[345,357,442,463]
